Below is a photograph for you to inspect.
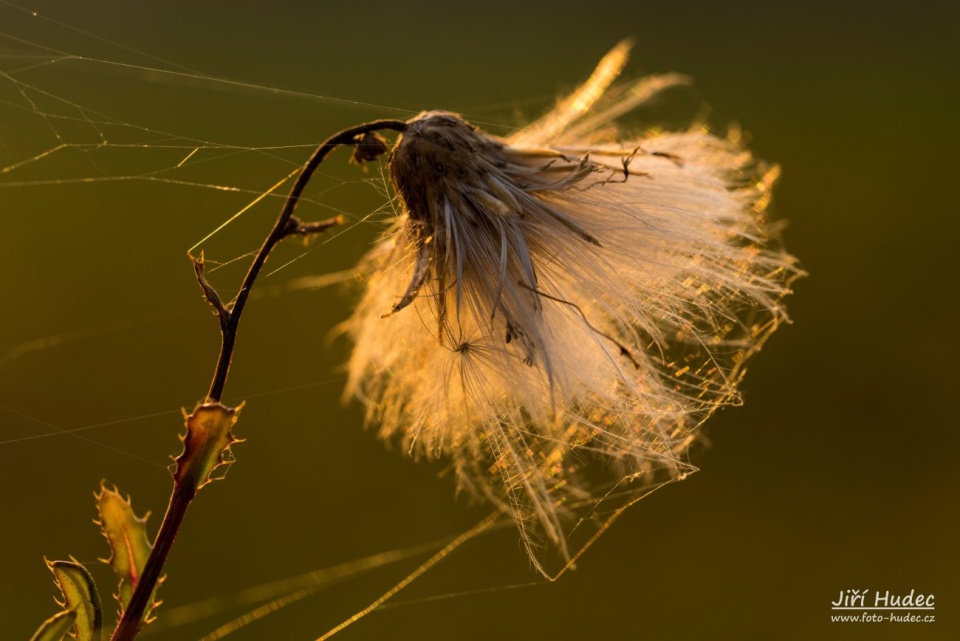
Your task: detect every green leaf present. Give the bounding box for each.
[173,402,242,491]
[96,485,161,622]
[47,559,102,641]
[29,610,77,641]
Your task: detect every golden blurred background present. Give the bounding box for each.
[1,1,957,639]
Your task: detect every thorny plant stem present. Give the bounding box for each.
[110,119,408,641]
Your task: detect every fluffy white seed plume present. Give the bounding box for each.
[345,41,800,575]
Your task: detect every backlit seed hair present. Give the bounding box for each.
[345,41,801,575]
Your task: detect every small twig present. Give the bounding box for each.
[110,119,406,641]
[191,254,229,331]
[286,214,346,237]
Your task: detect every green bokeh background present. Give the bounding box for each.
[1,1,957,639]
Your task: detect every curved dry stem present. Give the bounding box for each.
[110,119,407,641]
[205,119,408,402]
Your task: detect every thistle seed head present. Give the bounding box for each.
[345,44,801,575]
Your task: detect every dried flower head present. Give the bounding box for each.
[345,41,800,575]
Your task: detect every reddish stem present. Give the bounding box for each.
[109,119,407,641]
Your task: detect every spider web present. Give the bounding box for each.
[0,4,580,640]
[0,2,417,373]
[0,6,707,640]
[0,9,401,243]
